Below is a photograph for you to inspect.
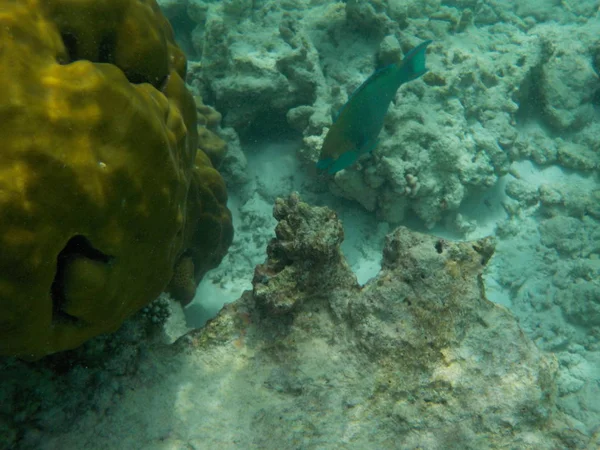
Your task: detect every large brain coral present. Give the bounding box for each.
[0,0,232,358]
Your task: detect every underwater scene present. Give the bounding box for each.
[1,0,600,448]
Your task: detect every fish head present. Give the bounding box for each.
[316,125,358,174]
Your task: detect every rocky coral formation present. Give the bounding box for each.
[488,159,600,435]
[0,0,232,358]
[217,193,579,447]
[174,1,499,228]
[166,0,599,230]
[7,193,587,448]
[252,193,355,313]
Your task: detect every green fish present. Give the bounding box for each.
[317,40,432,174]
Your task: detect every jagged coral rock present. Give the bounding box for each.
[0,0,231,358]
[172,194,580,448]
[344,0,395,38]
[193,4,321,134]
[253,192,356,313]
[535,26,597,132]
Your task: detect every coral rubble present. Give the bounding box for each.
[173,0,600,230]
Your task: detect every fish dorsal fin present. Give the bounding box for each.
[332,64,396,123]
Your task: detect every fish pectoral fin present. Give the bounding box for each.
[317,142,371,174]
[327,150,360,174]
[316,157,334,171]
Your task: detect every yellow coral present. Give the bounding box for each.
[166,256,197,306]
[167,151,234,304]
[198,127,228,168]
[0,0,232,358]
[180,151,234,284]
[195,96,223,128]
[195,95,228,168]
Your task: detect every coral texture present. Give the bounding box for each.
[194,95,228,168]
[168,150,234,305]
[0,0,231,358]
[209,194,578,448]
[180,0,599,228]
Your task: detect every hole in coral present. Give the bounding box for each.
[163,8,199,59]
[60,31,78,63]
[515,66,546,127]
[98,33,117,64]
[157,74,170,92]
[58,30,165,89]
[50,235,113,326]
[122,70,168,90]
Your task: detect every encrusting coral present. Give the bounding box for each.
[167,150,234,305]
[0,0,232,358]
[194,95,228,168]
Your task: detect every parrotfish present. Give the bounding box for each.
[317,40,432,174]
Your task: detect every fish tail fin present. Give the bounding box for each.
[399,40,432,82]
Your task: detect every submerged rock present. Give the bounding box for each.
[171,193,580,449]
